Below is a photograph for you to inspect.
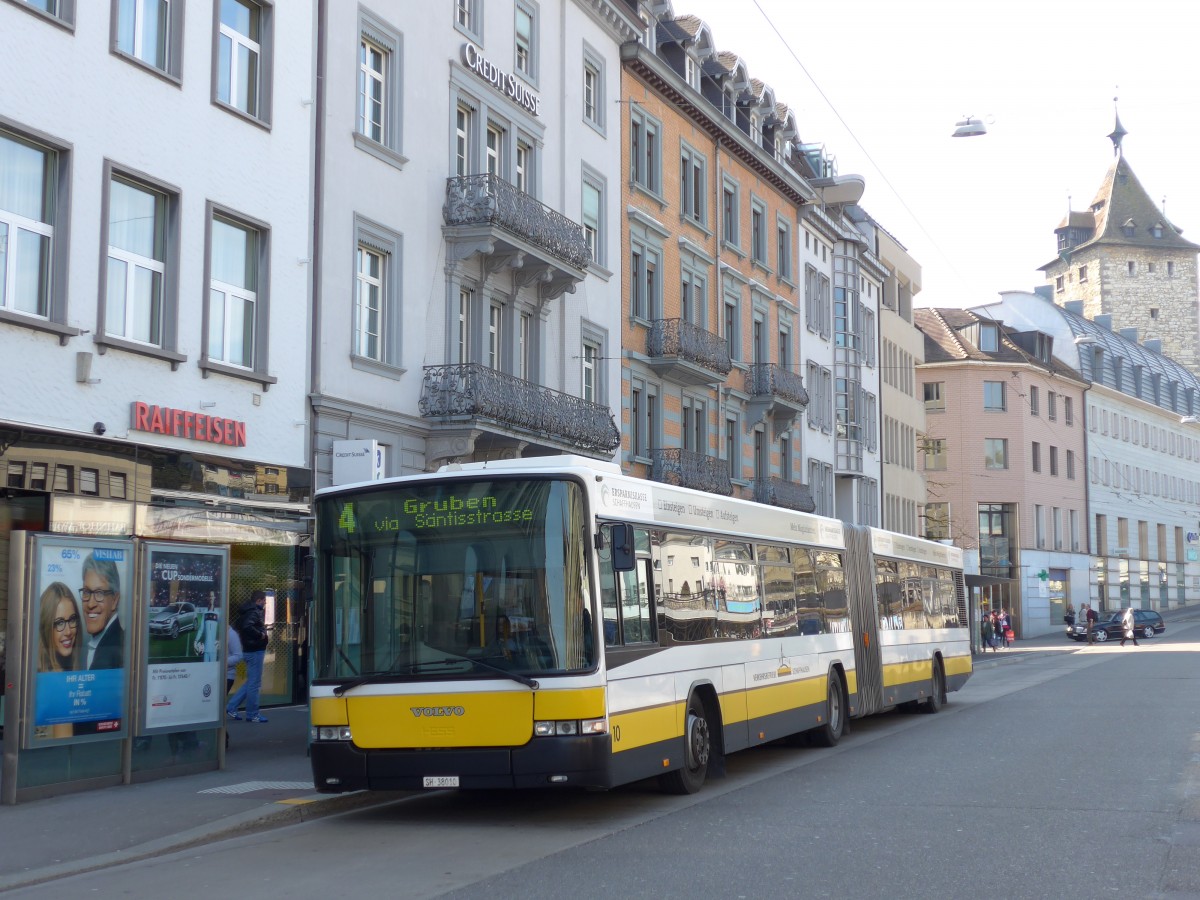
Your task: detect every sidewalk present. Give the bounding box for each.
[0,705,403,893]
[3,604,1199,893]
[970,602,1200,670]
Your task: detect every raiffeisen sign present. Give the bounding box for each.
[461,43,540,117]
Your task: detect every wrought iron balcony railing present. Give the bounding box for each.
[752,476,816,513]
[650,447,733,496]
[443,174,591,270]
[420,364,619,456]
[745,363,809,407]
[647,319,732,376]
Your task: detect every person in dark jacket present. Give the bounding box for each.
[226,590,270,722]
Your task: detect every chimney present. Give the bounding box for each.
[1119,327,1139,343]
[1144,338,1162,354]
[1095,314,1113,330]
[1064,300,1084,315]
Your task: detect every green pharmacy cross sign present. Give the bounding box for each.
[1037,569,1049,581]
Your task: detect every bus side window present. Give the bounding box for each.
[619,557,655,643]
[597,528,621,646]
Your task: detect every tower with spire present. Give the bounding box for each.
[1039,110,1200,376]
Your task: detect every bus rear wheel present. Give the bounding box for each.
[922,660,946,714]
[659,694,711,795]
[810,672,846,747]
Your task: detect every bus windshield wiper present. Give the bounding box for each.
[412,656,539,690]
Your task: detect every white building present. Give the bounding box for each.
[310,0,640,486]
[976,290,1200,610]
[0,0,317,718]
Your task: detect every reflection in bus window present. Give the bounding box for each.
[759,544,796,637]
[715,540,759,640]
[814,550,847,633]
[655,531,717,642]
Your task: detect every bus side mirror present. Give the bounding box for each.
[610,524,635,572]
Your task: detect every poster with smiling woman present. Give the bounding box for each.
[28,536,134,746]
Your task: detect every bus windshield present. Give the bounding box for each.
[313,477,595,681]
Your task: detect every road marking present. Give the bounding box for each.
[199,781,314,795]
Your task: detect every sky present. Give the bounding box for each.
[676,0,1200,309]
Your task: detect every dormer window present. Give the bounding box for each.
[684,55,699,89]
[1151,223,1164,239]
[750,114,760,144]
[1122,218,1136,238]
[979,323,999,352]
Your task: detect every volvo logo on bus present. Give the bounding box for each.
[411,706,465,718]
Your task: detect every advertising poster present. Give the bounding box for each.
[28,537,133,744]
[143,545,227,732]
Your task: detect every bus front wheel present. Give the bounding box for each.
[659,694,711,795]
[810,672,846,747]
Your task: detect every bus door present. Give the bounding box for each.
[598,525,655,647]
[843,524,884,716]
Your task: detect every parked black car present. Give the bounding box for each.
[1065,608,1165,642]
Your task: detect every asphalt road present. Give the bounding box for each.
[10,630,1200,899]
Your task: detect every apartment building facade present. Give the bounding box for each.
[310,0,639,486]
[619,2,884,524]
[914,306,1089,636]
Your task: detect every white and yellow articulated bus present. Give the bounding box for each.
[309,456,970,795]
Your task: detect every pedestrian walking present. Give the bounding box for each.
[1085,603,1098,644]
[981,612,996,652]
[1120,607,1139,647]
[227,589,270,723]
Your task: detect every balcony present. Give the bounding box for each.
[752,477,816,513]
[646,319,732,386]
[745,363,809,434]
[443,175,590,300]
[650,447,733,496]
[420,364,620,462]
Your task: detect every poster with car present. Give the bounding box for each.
[27,535,134,746]
[141,543,229,733]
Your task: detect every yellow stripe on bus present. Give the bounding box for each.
[534,688,605,719]
[611,700,683,753]
[310,696,348,725]
[944,654,973,677]
[882,659,932,687]
[744,675,828,720]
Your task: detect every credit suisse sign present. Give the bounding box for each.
[130,402,247,447]
[461,43,540,116]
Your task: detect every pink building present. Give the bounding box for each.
[914,309,1089,637]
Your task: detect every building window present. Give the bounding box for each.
[1168,261,1175,277]
[454,0,479,37]
[1078,264,1087,283]
[354,242,380,360]
[487,300,503,370]
[630,381,657,459]
[80,468,99,495]
[352,216,403,369]
[1029,385,1039,416]
[1066,449,1075,479]
[680,145,706,227]
[455,105,472,176]
[1047,391,1057,421]
[924,502,949,541]
[723,290,740,362]
[457,287,473,363]
[104,174,170,347]
[53,464,73,493]
[114,0,182,78]
[680,266,705,324]
[514,3,536,81]
[517,312,532,380]
[355,10,405,161]
[206,208,269,378]
[1055,275,1064,293]
[750,200,767,266]
[582,53,603,130]
[629,242,658,321]
[924,438,946,471]
[1049,445,1058,476]
[984,438,1008,470]
[215,0,272,123]
[29,463,46,491]
[777,217,792,281]
[581,339,599,403]
[722,179,739,247]
[1031,441,1040,473]
[725,415,738,479]
[485,123,504,176]
[110,472,127,499]
[515,141,530,193]
[1127,260,1136,276]
[10,0,75,25]
[0,127,62,320]
[630,108,660,195]
[581,174,603,266]
[983,380,1006,411]
[979,323,999,351]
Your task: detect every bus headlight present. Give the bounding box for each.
[534,719,608,737]
[311,726,352,741]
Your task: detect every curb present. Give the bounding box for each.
[0,789,408,893]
